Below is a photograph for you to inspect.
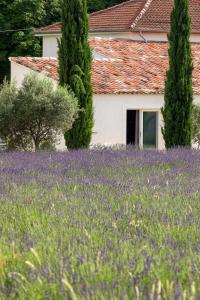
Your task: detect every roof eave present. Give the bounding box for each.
[34,32,61,36]
[133,28,200,34]
[34,28,200,36]
[90,28,131,33]
[35,29,132,36]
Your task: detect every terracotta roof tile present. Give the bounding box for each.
[89,0,147,32]
[134,0,200,32]
[35,0,200,34]
[10,39,200,95]
[35,22,61,34]
[11,57,58,81]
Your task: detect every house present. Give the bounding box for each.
[10,0,200,150]
[10,39,200,150]
[34,0,200,57]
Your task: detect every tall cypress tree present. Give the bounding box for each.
[58,0,93,149]
[162,0,193,148]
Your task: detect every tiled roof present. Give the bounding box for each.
[89,0,147,32]
[11,57,58,81]
[35,0,200,34]
[35,22,61,35]
[134,0,200,33]
[10,39,200,95]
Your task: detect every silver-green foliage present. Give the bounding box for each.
[0,73,78,150]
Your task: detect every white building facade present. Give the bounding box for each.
[10,58,200,151]
[40,32,200,58]
[10,0,200,150]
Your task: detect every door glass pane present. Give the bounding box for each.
[143,112,157,148]
[126,110,139,146]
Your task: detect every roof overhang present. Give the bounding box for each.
[34,29,200,37]
[34,32,61,37]
[34,29,132,36]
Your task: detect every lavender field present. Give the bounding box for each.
[0,149,200,299]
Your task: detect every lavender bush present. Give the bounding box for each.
[0,148,200,299]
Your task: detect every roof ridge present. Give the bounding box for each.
[130,0,153,29]
[34,22,61,34]
[90,0,136,16]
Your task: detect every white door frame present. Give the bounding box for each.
[123,106,160,149]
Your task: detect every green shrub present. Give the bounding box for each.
[0,73,78,151]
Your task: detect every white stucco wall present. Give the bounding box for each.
[194,96,200,104]
[93,94,200,149]
[10,62,200,150]
[41,32,200,57]
[92,94,165,149]
[43,35,60,57]
[91,32,200,43]
[90,31,168,41]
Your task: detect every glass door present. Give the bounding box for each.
[126,110,139,146]
[142,111,157,149]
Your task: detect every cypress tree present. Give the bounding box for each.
[58,0,93,149]
[162,0,193,148]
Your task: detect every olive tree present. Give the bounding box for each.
[0,73,78,151]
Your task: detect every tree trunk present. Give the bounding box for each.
[34,139,40,151]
